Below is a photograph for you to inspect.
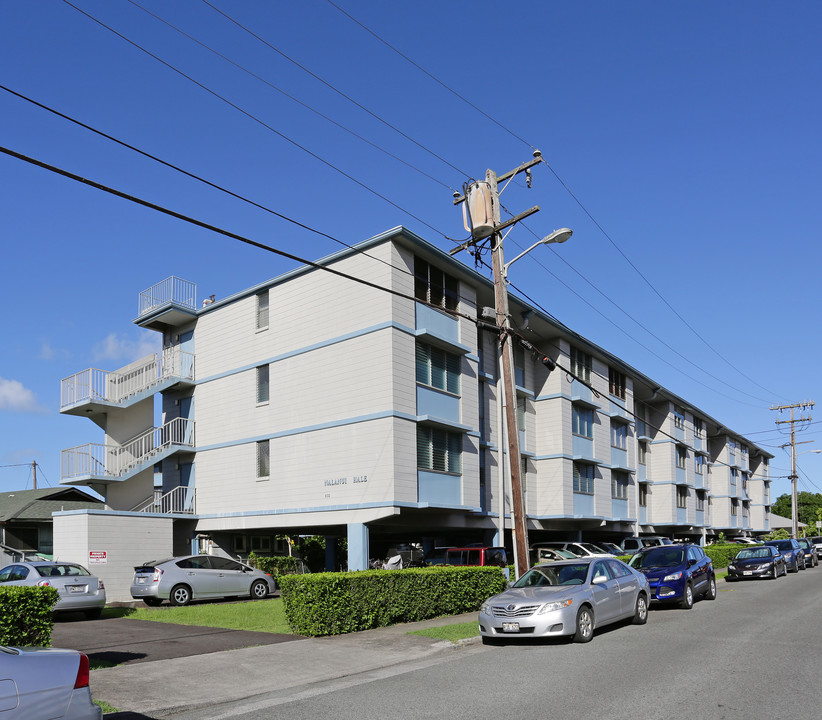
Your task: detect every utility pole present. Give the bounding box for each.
[452,152,544,580]
[771,401,814,538]
[32,460,37,490]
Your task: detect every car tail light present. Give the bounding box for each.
[98,579,105,590]
[74,653,91,689]
[153,568,163,582]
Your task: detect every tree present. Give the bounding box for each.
[771,492,822,530]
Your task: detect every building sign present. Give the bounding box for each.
[323,475,368,487]
[89,551,107,565]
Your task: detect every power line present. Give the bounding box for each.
[60,0,453,241]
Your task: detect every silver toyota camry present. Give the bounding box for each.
[0,562,106,619]
[130,554,276,606]
[479,557,650,643]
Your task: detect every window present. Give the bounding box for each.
[256,365,269,404]
[730,468,738,487]
[638,440,647,465]
[611,471,628,500]
[250,536,272,553]
[609,367,626,399]
[417,426,462,473]
[695,454,704,475]
[696,490,705,511]
[610,422,627,450]
[639,483,648,507]
[676,445,687,469]
[728,440,737,463]
[573,463,594,494]
[416,343,460,394]
[731,499,738,516]
[256,291,269,330]
[674,406,685,429]
[514,343,526,387]
[570,347,592,383]
[521,457,528,497]
[517,397,526,432]
[234,535,248,553]
[677,486,688,509]
[256,440,270,479]
[414,257,458,311]
[572,406,593,438]
[693,418,703,438]
[741,473,748,491]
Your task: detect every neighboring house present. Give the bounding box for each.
[56,226,773,600]
[0,487,103,561]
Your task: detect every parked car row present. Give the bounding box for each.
[479,542,717,643]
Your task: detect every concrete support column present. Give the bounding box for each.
[347,523,369,571]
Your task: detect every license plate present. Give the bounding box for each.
[137,577,146,584]
[743,571,753,576]
[68,585,85,593]
[502,622,520,633]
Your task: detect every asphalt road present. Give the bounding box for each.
[159,568,822,720]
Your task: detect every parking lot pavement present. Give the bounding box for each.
[51,615,302,666]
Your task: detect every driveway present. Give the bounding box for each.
[51,614,302,666]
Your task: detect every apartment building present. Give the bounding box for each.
[56,226,772,597]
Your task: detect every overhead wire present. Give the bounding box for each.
[60,0,454,241]
[323,0,785,402]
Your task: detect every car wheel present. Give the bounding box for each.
[84,608,102,620]
[705,576,717,600]
[770,565,778,580]
[791,559,799,573]
[142,597,163,607]
[572,606,594,643]
[250,579,268,600]
[680,582,694,609]
[169,584,192,606]
[632,593,648,625]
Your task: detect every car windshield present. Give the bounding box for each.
[736,548,771,560]
[770,541,791,551]
[579,543,607,554]
[35,564,90,577]
[630,547,685,568]
[514,564,590,587]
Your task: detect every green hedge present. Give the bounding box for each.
[705,544,748,569]
[279,567,507,636]
[0,587,58,646]
[247,553,303,576]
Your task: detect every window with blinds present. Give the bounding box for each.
[256,365,269,404]
[256,291,269,330]
[417,426,461,473]
[415,342,460,395]
[414,257,459,311]
[256,440,270,479]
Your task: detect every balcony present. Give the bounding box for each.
[136,277,198,332]
[61,418,194,486]
[61,348,194,418]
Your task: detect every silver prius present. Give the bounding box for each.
[478,557,650,643]
[0,562,106,619]
[130,554,276,606]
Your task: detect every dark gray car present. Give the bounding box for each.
[130,554,276,606]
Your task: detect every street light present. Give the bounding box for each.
[492,225,573,579]
[503,229,573,277]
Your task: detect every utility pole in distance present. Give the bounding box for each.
[771,401,814,538]
[452,151,547,580]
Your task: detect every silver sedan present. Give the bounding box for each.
[130,554,276,606]
[479,557,650,643]
[0,645,101,719]
[0,562,106,619]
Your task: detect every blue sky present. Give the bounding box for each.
[1,1,820,503]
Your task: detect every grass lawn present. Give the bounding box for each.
[408,621,478,643]
[103,598,293,634]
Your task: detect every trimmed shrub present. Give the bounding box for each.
[279,566,507,636]
[247,553,303,576]
[0,586,58,646]
[705,544,742,569]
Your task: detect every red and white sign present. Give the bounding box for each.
[89,551,107,565]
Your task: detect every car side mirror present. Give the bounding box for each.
[688,558,697,567]
[591,575,608,585]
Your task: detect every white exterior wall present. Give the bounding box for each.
[53,511,173,603]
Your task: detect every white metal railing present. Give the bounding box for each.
[138,276,197,316]
[60,348,194,410]
[132,486,196,514]
[61,417,194,481]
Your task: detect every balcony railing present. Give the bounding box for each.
[61,417,194,481]
[61,348,194,410]
[138,277,196,316]
[132,486,196,515]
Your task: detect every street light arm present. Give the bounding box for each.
[503,228,573,277]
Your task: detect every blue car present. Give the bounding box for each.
[628,543,716,609]
[763,539,805,573]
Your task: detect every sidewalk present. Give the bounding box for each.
[95,612,479,718]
